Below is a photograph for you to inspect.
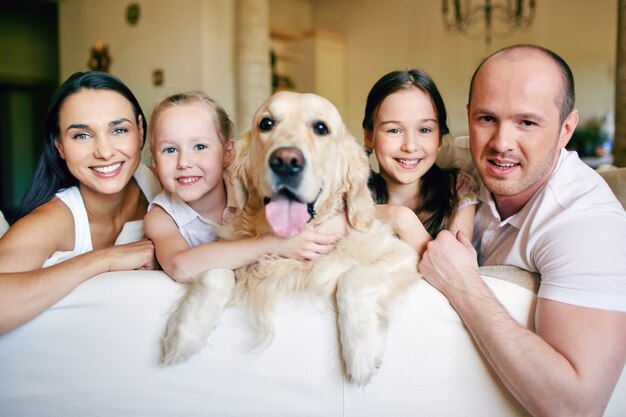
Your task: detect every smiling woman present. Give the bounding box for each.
[56,90,143,200]
[0,71,162,336]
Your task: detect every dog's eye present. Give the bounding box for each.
[259,117,275,132]
[312,121,329,136]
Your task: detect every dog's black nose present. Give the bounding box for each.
[269,147,305,177]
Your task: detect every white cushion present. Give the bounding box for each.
[0,211,8,237]
[599,167,626,210]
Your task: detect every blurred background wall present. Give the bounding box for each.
[0,0,619,219]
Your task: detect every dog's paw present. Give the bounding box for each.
[342,328,386,386]
[161,269,236,365]
[338,305,388,385]
[161,317,207,365]
[346,355,383,386]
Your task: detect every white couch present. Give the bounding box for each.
[0,266,624,417]
[1,139,625,416]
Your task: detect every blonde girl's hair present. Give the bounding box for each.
[148,91,235,155]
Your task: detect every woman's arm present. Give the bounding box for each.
[0,200,73,272]
[145,205,343,283]
[0,202,154,335]
[0,241,153,335]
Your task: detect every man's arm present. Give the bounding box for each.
[419,230,626,417]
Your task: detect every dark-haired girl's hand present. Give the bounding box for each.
[374,204,431,256]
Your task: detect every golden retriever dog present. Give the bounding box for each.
[162,91,420,385]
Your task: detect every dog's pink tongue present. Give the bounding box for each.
[265,195,311,237]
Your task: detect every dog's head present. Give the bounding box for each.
[230,91,374,237]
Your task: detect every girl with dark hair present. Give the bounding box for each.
[363,69,477,256]
[0,71,161,335]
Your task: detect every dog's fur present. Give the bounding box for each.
[162,92,420,384]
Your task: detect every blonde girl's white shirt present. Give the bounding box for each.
[147,189,222,248]
[473,149,626,312]
[42,164,161,267]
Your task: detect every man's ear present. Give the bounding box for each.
[363,129,374,152]
[558,109,579,149]
[55,139,66,160]
[223,139,235,168]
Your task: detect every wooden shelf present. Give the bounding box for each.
[270,25,312,41]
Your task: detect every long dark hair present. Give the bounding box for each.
[362,69,459,237]
[14,71,147,222]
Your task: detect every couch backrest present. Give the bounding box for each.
[0,211,8,237]
[599,167,626,210]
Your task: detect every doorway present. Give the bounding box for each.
[0,0,59,223]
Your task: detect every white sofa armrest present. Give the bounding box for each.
[0,211,8,237]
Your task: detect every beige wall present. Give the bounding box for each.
[59,0,236,137]
[311,0,617,139]
[58,0,617,142]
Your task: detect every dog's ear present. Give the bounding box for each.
[225,131,252,210]
[341,129,375,231]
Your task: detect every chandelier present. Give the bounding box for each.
[442,0,536,46]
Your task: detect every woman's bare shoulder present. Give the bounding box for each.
[0,198,75,271]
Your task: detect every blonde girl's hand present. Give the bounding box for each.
[314,211,349,236]
[271,228,342,261]
[97,239,155,272]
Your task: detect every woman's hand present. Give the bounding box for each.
[98,239,155,272]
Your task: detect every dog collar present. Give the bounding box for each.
[306,203,316,222]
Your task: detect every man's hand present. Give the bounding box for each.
[418,230,480,302]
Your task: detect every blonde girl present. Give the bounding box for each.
[145,92,342,282]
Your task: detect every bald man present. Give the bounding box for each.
[419,44,626,416]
